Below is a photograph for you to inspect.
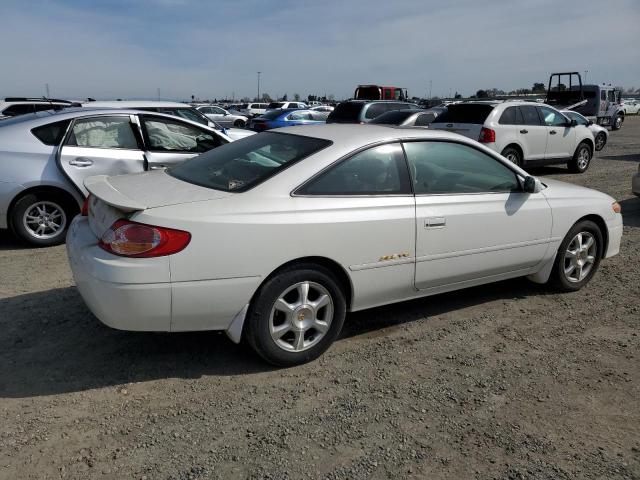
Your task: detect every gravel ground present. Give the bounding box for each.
[1,118,639,480]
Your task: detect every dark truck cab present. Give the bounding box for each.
[354,85,408,101]
[545,72,624,130]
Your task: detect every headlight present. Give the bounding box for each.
[612,202,621,214]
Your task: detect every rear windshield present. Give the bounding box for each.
[168,132,332,192]
[267,102,285,109]
[369,110,416,124]
[431,104,494,124]
[327,102,364,121]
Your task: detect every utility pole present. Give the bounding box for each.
[45,83,50,98]
[429,80,432,100]
[257,71,261,101]
[584,70,589,84]
[157,88,161,101]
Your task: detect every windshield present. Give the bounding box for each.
[168,132,332,192]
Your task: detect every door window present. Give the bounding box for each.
[141,116,221,153]
[538,106,567,126]
[520,106,542,126]
[66,116,139,149]
[298,144,410,195]
[607,91,616,102]
[403,141,519,194]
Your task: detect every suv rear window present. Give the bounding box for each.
[326,102,365,122]
[169,132,331,192]
[432,104,494,124]
[31,119,72,146]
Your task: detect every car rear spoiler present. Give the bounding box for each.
[84,175,146,212]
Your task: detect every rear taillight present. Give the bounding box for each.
[81,195,91,216]
[479,127,496,143]
[98,220,191,258]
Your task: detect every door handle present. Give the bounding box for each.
[519,129,528,134]
[549,130,557,135]
[425,217,446,228]
[68,157,93,167]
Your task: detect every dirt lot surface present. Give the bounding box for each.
[1,118,639,480]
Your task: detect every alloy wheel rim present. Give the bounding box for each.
[577,147,590,170]
[22,201,67,240]
[563,232,596,283]
[595,134,605,150]
[506,152,519,165]
[269,281,334,352]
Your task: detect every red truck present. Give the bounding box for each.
[354,85,408,101]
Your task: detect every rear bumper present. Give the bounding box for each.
[605,214,623,259]
[66,216,173,331]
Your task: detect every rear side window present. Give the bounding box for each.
[432,104,494,124]
[520,106,542,126]
[31,119,72,146]
[298,144,410,195]
[498,106,520,125]
[364,103,389,119]
[369,110,415,125]
[327,102,364,122]
[414,113,435,126]
[66,117,139,149]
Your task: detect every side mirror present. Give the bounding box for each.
[587,120,593,126]
[523,176,542,194]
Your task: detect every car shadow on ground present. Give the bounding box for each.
[0,232,28,251]
[599,153,640,163]
[0,277,555,399]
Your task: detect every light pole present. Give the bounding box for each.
[429,80,432,100]
[257,71,261,101]
[584,70,589,84]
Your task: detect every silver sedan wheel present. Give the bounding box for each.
[269,281,334,352]
[22,201,67,240]
[563,232,597,283]
[577,147,591,170]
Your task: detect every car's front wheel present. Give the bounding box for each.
[10,193,77,247]
[612,114,623,130]
[245,264,346,366]
[568,142,592,173]
[233,119,246,128]
[548,220,603,292]
[594,132,606,151]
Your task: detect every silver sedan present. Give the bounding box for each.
[195,105,248,128]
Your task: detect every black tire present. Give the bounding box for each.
[244,263,347,366]
[501,146,523,167]
[10,192,77,247]
[594,132,606,151]
[548,220,603,292]
[233,119,246,128]
[568,142,592,173]
[612,114,623,131]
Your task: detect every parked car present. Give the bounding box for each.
[310,105,335,113]
[633,164,640,196]
[1,97,79,119]
[249,109,325,131]
[562,110,608,151]
[67,125,622,366]
[195,105,248,128]
[369,107,445,127]
[430,101,596,172]
[0,108,232,246]
[238,103,269,117]
[621,99,640,115]
[82,101,253,141]
[266,101,308,111]
[326,100,421,124]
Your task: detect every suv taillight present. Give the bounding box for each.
[98,220,191,258]
[479,127,496,143]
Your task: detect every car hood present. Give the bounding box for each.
[540,177,614,202]
[85,170,232,212]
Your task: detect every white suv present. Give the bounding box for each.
[430,101,596,173]
[266,101,308,111]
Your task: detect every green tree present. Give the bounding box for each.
[532,82,545,93]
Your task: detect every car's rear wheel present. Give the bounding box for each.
[233,119,246,128]
[245,264,346,366]
[568,142,592,173]
[501,147,523,167]
[594,132,606,151]
[612,114,623,130]
[548,220,603,292]
[10,193,77,247]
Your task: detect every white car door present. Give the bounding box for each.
[403,141,552,290]
[138,114,224,169]
[294,143,416,309]
[516,105,548,161]
[538,106,576,159]
[57,114,145,196]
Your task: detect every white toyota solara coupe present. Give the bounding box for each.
[67,125,623,366]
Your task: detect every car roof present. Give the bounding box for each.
[273,123,472,143]
[81,100,192,108]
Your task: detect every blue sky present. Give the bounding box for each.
[1,0,639,100]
